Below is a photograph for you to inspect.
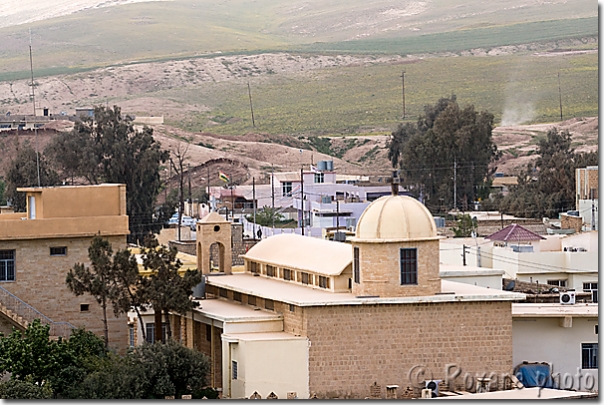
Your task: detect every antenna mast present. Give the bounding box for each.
[29,28,41,187]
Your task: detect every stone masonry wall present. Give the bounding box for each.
[0,236,129,352]
[304,301,513,399]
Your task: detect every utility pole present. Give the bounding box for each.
[462,244,467,266]
[591,189,596,231]
[206,166,210,211]
[247,82,255,128]
[187,164,192,206]
[557,72,563,121]
[300,167,305,236]
[271,164,275,230]
[29,29,40,187]
[253,177,257,240]
[400,71,406,120]
[230,173,234,222]
[453,158,457,211]
[336,199,340,231]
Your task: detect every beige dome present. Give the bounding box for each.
[353,195,438,242]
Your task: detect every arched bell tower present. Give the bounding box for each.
[350,195,441,298]
[196,212,232,275]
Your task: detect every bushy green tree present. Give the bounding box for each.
[139,237,202,343]
[246,206,285,226]
[0,376,53,399]
[46,105,169,243]
[451,214,477,237]
[498,128,599,218]
[388,95,499,212]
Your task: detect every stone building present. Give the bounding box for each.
[0,184,130,351]
[133,194,525,399]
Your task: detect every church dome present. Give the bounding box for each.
[353,195,438,242]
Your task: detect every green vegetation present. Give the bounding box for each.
[0,320,211,399]
[158,51,597,136]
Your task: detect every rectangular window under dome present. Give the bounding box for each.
[400,248,417,285]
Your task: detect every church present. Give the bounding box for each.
[134,193,525,399]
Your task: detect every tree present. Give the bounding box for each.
[139,237,202,343]
[0,320,61,385]
[169,142,191,241]
[46,106,169,243]
[246,206,285,227]
[498,128,598,218]
[388,95,499,212]
[5,142,60,211]
[451,214,477,237]
[66,236,116,347]
[0,376,53,399]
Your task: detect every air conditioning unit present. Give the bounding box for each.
[425,380,441,398]
[560,290,576,305]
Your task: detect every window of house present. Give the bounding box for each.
[265,299,274,311]
[80,304,90,312]
[301,272,309,285]
[282,182,293,197]
[353,247,360,284]
[319,276,329,289]
[582,343,598,369]
[289,304,295,312]
[232,360,238,380]
[400,248,418,285]
[583,282,598,303]
[283,268,291,281]
[145,322,168,344]
[50,246,67,256]
[0,250,15,282]
[248,295,256,306]
[206,324,212,341]
[547,279,567,287]
[266,265,276,277]
[219,288,228,298]
[314,173,324,184]
[129,324,134,347]
[233,292,242,302]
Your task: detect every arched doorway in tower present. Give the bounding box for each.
[209,241,226,273]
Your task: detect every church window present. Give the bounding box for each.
[353,247,360,284]
[400,248,418,285]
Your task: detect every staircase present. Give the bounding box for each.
[0,285,75,338]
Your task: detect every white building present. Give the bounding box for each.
[512,303,598,391]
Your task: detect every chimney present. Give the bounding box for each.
[391,170,400,196]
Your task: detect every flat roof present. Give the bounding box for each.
[436,387,597,399]
[205,273,525,307]
[439,264,504,277]
[512,303,598,317]
[192,297,282,323]
[222,331,307,342]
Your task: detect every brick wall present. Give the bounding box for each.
[352,240,440,297]
[0,236,129,351]
[303,301,513,399]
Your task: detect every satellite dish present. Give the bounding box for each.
[504,280,515,291]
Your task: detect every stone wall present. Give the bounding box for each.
[303,301,513,399]
[0,236,129,352]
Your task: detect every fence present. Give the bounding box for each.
[0,285,76,338]
[240,217,323,239]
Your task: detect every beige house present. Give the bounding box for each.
[135,194,526,399]
[0,184,130,351]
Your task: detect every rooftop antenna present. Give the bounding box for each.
[29,28,41,187]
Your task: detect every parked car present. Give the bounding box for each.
[167,214,197,229]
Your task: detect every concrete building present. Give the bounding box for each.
[440,227,598,301]
[512,303,598,391]
[575,166,598,231]
[0,184,130,351]
[133,194,526,399]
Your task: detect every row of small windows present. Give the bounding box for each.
[211,286,293,313]
[248,261,330,289]
[353,247,418,286]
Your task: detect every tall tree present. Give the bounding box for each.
[66,236,116,348]
[5,142,60,211]
[499,128,599,218]
[139,237,202,343]
[388,95,499,212]
[46,106,169,243]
